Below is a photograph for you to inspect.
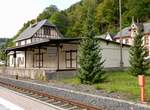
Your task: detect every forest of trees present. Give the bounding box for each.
[3,0,150,48]
[0,38,8,47]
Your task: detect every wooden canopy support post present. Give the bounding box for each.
[5,51,7,67]
[38,47,41,69]
[25,50,27,68]
[57,43,60,70]
[32,48,34,68]
[13,51,16,67]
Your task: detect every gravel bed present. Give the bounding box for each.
[0,75,139,103]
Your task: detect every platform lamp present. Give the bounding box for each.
[119,0,124,68]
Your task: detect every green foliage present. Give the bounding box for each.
[49,11,69,36]
[0,38,9,61]
[4,0,150,56]
[123,0,150,26]
[61,71,150,101]
[95,71,141,100]
[78,3,105,84]
[129,29,149,76]
[0,38,8,47]
[0,46,6,61]
[37,5,58,21]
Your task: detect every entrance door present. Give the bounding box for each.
[65,50,77,68]
[33,53,43,68]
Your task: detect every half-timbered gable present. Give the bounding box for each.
[15,19,62,47]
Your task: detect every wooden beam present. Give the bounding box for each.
[57,43,60,70]
[33,51,34,68]
[5,52,8,67]
[13,51,16,67]
[38,47,40,69]
[25,50,27,68]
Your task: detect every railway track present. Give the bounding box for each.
[0,81,102,110]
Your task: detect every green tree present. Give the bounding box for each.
[129,27,149,76]
[5,0,150,50]
[50,11,69,36]
[0,45,6,61]
[37,5,58,21]
[78,2,105,84]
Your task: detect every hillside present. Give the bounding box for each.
[0,38,9,61]
[0,38,8,47]
[4,0,150,47]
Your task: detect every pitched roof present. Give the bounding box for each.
[15,19,62,41]
[114,23,150,39]
[96,32,115,41]
[114,27,131,38]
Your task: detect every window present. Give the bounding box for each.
[17,57,21,67]
[65,50,77,68]
[21,57,24,65]
[16,57,24,67]
[34,53,43,68]
[44,26,51,35]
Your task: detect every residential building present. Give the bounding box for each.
[114,19,150,56]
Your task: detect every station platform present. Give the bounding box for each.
[0,86,57,110]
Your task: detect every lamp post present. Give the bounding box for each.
[119,0,123,68]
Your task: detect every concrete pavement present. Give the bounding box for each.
[0,86,57,110]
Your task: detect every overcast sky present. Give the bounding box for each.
[0,0,81,38]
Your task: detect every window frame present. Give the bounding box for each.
[65,50,77,68]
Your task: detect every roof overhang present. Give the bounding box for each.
[5,38,81,52]
[5,37,131,52]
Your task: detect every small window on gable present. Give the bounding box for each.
[44,26,51,35]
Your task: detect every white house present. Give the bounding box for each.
[114,19,150,56]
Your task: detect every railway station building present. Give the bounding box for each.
[3,19,130,79]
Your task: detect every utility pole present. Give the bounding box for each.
[119,0,123,68]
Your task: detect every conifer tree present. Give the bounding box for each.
[78,3,105,84]
[129,27,149,76]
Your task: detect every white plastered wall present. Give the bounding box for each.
[8,40,130,69]
[100,41,130,68]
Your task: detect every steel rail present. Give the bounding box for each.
[0,81,102,110]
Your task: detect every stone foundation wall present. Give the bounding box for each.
[0,67,47,80]
[0,67,76,80]
[0,76,150,110]
[45,70,77,80]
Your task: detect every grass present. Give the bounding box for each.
[61,71,150,102]
[62,77,80,85]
